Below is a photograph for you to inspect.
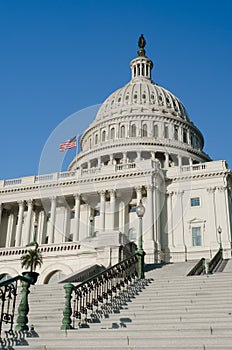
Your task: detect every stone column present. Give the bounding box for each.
[166,191,175,249]
[119,201,125,234]
[15,201,24,247]
[136,186,142,205]
[109,189,116,230]
[146,185,154,240]
[48,196,56,244]
[137,151,141,161]
[24,200,33,245]
[206,187,217,246]
[153,185,160,250]
[6,211,14,247]
[165,153,169,168]
[73,194,81,241]
[99,190,106,232]
[38,209,46,245]
[178,155,182,167]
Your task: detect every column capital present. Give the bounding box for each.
[98,190,106,198]
[27,199,33,207]
[49,196,57,202]
[109,189,116,197]
[146,184,153,192]
[207,187,216,194]
[73,193,81,200]
[17,200,24,207]
[135,186,142,193]
[217,186,227,192]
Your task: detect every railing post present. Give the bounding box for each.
[61,283,74,330]
[15,279,31,331]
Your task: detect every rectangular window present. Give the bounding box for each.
[192,227,202,246]
[129,205,137,213]
[164,124,169,138]
[183,129,187,143]
[174,125,178,141]
[154,124,158,138]
[191,197,200,207]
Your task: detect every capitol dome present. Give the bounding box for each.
[95,77,189,124]
[69,35,210,171]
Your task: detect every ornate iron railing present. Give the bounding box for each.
[0,275,32,342]
[61,253,149,330]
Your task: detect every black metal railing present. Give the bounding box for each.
[61,253,150,330]
[187,258,206,276]
[0,275,32,342]
[208,248,223,274]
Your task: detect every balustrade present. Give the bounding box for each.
[61,254,151,330]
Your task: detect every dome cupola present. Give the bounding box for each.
[130,34,153,80]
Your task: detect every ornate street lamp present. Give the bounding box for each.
[217,226,222,250]
[89,215,94,237]
[136,199,145,279]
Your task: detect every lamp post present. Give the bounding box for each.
[217,226,222,250]
[89,215,94,238]
[136,199,145,279]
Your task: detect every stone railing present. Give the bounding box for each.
[115,162,136,171]
[0,242,81,258]
[0,170,78,188]
[167,160,228,178]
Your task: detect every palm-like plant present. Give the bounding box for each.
[21,249,43,272]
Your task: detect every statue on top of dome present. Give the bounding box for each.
[138,34,146,49]
[137,34,146,56]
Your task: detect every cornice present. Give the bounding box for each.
[168,170,230,182]
[0,169,156,196]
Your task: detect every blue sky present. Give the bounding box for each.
[0,0,231,179]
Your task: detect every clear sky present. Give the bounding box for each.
[0,0,231,179]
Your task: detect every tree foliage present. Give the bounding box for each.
[21,249,43,272]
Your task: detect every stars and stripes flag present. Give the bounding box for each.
[59,136,77,152]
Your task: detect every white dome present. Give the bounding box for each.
[69,35,210,171]
[95,79,189,124]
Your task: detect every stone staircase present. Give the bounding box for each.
[6,259,232,349]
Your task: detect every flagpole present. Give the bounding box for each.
[75,134,79,171]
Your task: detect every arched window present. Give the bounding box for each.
[183,129,187,143]
[131,124,136,137]
[174,125,178,141]
[164,124,169,139]
[142,124,147,137]
[102,130,106,142]
[110,127,115,139]
[120,125,125,138]
[95,134,98,144]
[89,138,92,148]
[153,124,158,138]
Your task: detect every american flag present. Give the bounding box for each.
[59,136,77,152]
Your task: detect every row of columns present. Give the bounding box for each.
[83,151,196,170]
[0,185,161,249]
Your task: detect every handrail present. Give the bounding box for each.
[0,275,32,339]
[187,258,205,276]
[208,248,223,274]
[74,252,138,290]
[61,253,147,330]
[0,275,31,288]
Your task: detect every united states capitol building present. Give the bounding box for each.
[0,36,231,284]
